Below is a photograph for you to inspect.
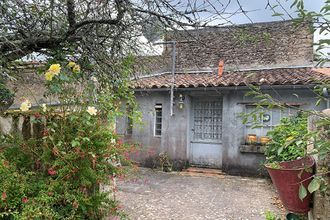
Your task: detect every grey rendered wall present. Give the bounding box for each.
[121,91,189,162]
[120,88,326,175]
[221,88,327,176]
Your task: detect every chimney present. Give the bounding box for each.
[218,60,224,77]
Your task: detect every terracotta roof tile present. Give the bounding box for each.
[132,67,330,89]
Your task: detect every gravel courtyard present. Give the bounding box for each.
[116,168,283,220]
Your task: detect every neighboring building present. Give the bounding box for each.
[0,62,48,135]
[116,20,330,176]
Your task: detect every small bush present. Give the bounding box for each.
[0,60,136,219]
[265,113,308,164]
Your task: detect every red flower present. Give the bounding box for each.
[22,197,28,203]
[2,192,7,200]
[42,129,49,137]
[48,168,57,176]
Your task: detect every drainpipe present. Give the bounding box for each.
[153,41,176,116]
[170,42,176,116]
[153,40,193,116]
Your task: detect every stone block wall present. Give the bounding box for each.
[165,20,313,71]
[5,62,47,107]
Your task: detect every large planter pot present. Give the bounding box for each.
[265,156,315,214]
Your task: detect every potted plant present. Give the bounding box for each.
[264,113,315,214]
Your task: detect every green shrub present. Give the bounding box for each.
[264,210,279,220]
[0,80,14,112]
[265,113,308,164]
[0,60,137,219]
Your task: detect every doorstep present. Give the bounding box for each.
[183,167,225,175]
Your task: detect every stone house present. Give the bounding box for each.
[116,20,330,176]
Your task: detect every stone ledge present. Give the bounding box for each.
[240,145,266,154]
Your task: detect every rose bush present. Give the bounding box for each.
[0,59,138,219]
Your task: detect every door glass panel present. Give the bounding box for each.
[193,99,223,141]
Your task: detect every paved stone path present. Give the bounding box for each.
[116,168,282,220]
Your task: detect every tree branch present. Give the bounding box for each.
[67,0,76,35]
[74,18,121,30]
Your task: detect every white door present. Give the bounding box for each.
[190,97,223,168]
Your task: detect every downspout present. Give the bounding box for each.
[170,42,176,116]
[153,41,176,116]
[153,40,193,116]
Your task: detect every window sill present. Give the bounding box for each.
[240,144,265,154]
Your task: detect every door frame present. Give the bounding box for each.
[187,95,223,166]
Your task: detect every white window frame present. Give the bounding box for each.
[154,104,162,137]
[244,104,300,139]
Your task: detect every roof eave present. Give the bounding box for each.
[133,84,317,92]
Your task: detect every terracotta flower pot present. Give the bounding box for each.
[265,156,315,214]
[260,136,271,145]
[246,134,257,144]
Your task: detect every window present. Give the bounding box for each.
[193,100,222,141]
[126,116,133,135]
[244,105,299,138]
[126,105,133,135]
[154,104,162,136]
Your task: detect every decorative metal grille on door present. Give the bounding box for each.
[193,99,222,141]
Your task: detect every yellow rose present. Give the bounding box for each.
[72,64,81,74]
[67,61,76,68]
[41,103,47,112]
[48,64,61,75]
[20,100,32,112]
[286,136,294,141]
[86,106,97,116]
[45,71,54,81]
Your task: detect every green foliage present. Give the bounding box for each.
[265,210,279,220]
[234,29,272,47]
[0,79,14,111]
[265,113,308,164]
[0,59,138,219]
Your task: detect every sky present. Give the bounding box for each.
[220,0,327,53]
[219,0,328,58]
[216,0,325,24]
[142,0,328,56]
